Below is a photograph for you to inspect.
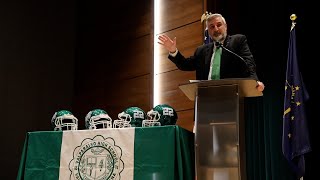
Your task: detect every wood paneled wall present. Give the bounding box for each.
[74,0,205,131]
[155,0,204,132]
[73,0,153,129]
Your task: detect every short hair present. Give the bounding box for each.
[206,13,226,26]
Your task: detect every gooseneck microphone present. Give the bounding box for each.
[215,41,246,63]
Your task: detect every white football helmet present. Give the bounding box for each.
[85,109,113,129]
[51,110,78,131]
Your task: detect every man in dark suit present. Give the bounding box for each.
[158,13,265,91]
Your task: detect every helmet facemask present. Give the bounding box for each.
[113,112,132,128]
[143,110,161,127]
[88,114,112,129]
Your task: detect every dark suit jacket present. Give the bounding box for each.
[168,34,259,80]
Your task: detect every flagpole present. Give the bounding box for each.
[290,14,297,31]
[290,13,303,180]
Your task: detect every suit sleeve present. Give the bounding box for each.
[238,36,259,80]
[168,47,203,71]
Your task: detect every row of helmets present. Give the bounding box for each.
[51,104,178,131]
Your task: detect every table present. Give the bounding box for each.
[17,125,195,180]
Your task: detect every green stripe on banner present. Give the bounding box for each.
[175,126,195,180]
[24,131,63,180]
[17,134,29,179]
[134,126,175,180]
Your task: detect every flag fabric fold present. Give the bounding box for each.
[204,27,213,44]
[282,24,311,179]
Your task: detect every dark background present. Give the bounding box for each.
[0,2,76,179]
[1,0,317,179]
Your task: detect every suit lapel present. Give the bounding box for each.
[205,43,214,65]
[220,36,231,65]
[223,35,231,47]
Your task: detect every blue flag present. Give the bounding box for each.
[282,24,311,178]
[204,27,213,44]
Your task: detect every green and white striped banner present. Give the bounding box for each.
[18,126,194,180]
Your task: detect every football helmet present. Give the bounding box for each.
[51,110,78,131]
[147,104,178,126]
[113,107,146,128]
[85,109,113,129]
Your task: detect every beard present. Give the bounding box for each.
[211,33,226,42]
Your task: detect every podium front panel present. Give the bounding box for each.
[195,84,241,180]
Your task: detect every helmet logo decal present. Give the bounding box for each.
[69,135,124,180]
[133,110,144,119]
[163,107,174,116]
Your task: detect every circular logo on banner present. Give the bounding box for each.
[69,135,124,180]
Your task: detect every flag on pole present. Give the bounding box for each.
[204,27,213,44]
[282,17,311,179]
[201,11,213,45]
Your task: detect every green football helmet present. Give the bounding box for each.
[114,107,146,128]
[51,110,78,131]
[147,104,178,126]
[85,109,113,129]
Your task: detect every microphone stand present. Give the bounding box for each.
[215,42,245,62]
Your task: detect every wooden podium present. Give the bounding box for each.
[179,78,263,180]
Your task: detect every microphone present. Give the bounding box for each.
[215,41,245,63]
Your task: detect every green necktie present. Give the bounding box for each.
[211,47,222,80]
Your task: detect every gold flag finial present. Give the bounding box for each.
[201,11,212,23]
[290,14,297,21]
[290,14,297,31]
